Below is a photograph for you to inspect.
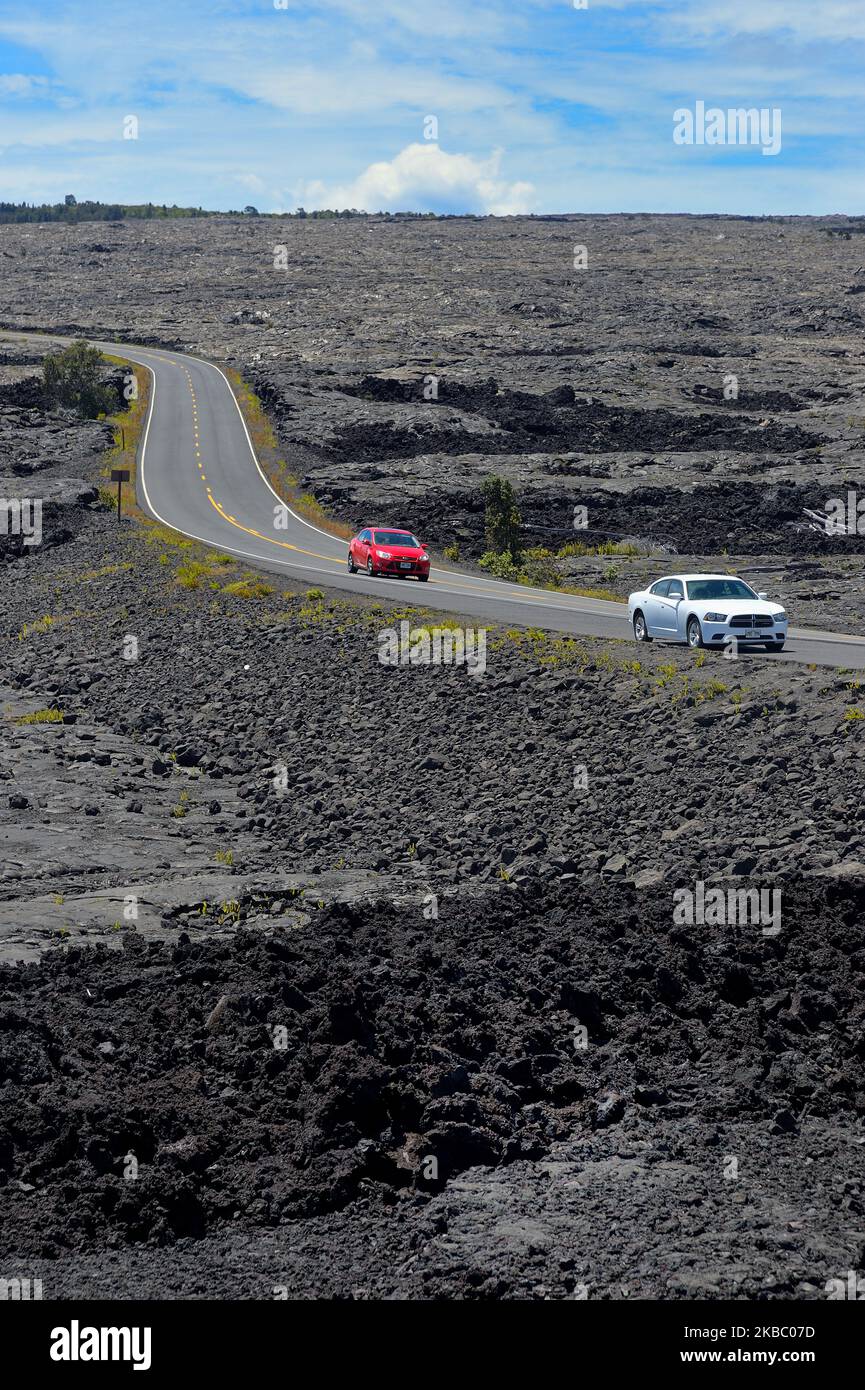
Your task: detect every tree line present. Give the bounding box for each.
[0,199,453,224]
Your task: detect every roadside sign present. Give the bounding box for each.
[111,468,131,520]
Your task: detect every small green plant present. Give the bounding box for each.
[176,560,211,590]
[171,790,191,819]
[223,577,274,600]
[306,588,325,601]
[498,864,512,882]
[556,539,639,558]
[695,678,728,703]
[17,615,57,641]
[843,707,864,722]
[214,848,234,866]
[443,542,460,562]
[13,707,64,724]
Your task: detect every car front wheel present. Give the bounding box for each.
[367,556,375,576]
[633,611,652,643]
[686,617,704,649]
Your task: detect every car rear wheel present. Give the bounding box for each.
[347,551,356,573]
[686,617,704,649]
[768,641,785,651]
[633,611,652,643]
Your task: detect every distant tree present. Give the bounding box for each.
[243,205,260,216]
[483,475,522,560]
[295,206,307,218]
[43,340,116,418]
[64,194,77,206]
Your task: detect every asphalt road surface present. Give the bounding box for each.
[10,333,865,668]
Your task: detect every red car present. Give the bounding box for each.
[348,527,431,580]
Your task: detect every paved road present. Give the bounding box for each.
[9,333,865,668]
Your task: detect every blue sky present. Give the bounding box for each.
[0,0,863,214]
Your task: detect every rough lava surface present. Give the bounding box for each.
[1,214,865,1299]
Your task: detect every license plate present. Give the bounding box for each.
[399,561,412,569]
[742,629,761,640]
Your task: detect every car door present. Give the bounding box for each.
[661,578,685,637]
[643,579,669,634]
[357,529,372,562]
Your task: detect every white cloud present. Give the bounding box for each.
[670,0,865,43]
[0,73,55,97]
[298,141,535,214]
[589,0,865,43]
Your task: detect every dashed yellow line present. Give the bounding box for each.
[207,494,340,563]
[169,353,585,601]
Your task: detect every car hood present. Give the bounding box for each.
[689,597,783,615]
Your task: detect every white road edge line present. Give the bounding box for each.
[7,333,865,649]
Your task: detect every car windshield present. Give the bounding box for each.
[686,579,757,601]
[374,531,419,547]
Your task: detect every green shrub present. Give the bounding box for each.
[478,550,521,581]
[482,476,521,560]
[43,340,116,418]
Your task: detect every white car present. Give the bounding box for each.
[628,574,788,651]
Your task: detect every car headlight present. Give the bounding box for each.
[774,611,786,623]
[703,612,728,623]
[376,550,392,559]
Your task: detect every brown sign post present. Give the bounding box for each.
[111,468,130,521]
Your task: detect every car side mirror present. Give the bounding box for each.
[757,591,768,601]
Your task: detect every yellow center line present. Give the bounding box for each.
[142,347,598,606]
[207,494,343,563]
[202,495,599,606]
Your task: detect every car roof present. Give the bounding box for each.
[656,573,746,582]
